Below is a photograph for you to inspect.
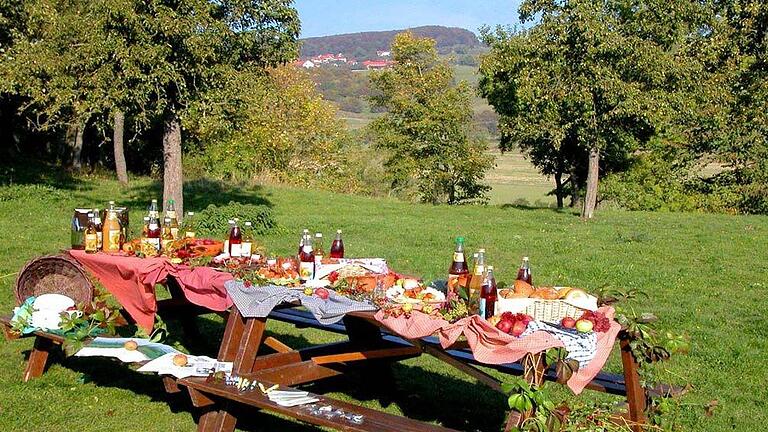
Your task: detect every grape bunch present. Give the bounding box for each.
[577,311,611,332]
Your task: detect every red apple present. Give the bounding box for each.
[496,320,513,334]
[561,317,577,329]
[314,288,330,300]
[511,320,528,337]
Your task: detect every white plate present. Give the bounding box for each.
[33,294,75,312]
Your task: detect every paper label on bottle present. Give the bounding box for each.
[149,223,159,231]
[299,261,314,280]
[452,252,465,262]
[185,231,195,239]
[108,230,121,251]
[170,227,179,239]
[96,232,103,249]
[85,234,99,252]
[302,245,312,254]
[241,242,252,257]
[230,243,242,257]
[479,299,487,319]
[167,211,176,219]
[314,255,323,266]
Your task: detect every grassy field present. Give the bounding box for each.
[0,166,765,431]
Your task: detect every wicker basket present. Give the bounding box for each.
[14,255,94,306]
[524,300,584,322]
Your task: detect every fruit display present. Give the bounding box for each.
[490,312,533,337]
[385,279,446,304]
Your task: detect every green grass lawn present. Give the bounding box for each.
[0,167,765,431]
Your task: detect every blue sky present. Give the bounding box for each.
[294,0,523,38]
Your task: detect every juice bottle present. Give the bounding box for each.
[516,257,532,285]
[183,212,196,239]
[313,232,325,271]
[166,199,179,239]
[229,219,242,257]
[480,266,497,319]
[146,214,161,254]
[85,213,99,254]
[330,229,344,259]
[241,221,253,258]
[298,229,309,257]
[148,199,159,219]
[224,219,234,252]
[142,216,150,238]
[93,208,103,250]
[103,207,122,252]
[299,237,314,282]
[161,217,174,252]
[447,237,469,293]
[467,249,486,312]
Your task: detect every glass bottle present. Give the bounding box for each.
[330,229,344,259]
[148,199,159,219]
[313,232,324,271]
[241,221,253,259]
[298,228,309,257]
[146,213,161,254]
[467,248,486,311]
[84,213,99,254]
[142,216,150,238]
[516,257,532,285]
[448,237,469,294]
[103,207,122,252]
[183,212,196,239]
[161,217,174,252]
[224,219,235,253]
[229,219,242,257]
[93,208,103,251]
[480,266,497,320]
[166,199,179,239]
[299,236,314,282]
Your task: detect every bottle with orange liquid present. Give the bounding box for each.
[448,237,469,294]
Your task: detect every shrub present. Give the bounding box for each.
[193,201,279,238]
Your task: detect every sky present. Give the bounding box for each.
[294,0,523,38]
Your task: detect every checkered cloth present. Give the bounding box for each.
[522,321,597,368]
[225,280,377,325]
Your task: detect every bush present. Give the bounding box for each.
[193,201,279,238]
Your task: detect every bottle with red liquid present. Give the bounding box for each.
[147,212,162,254]
[516,257,532,285]
[480,266,497,319]
[229,219,242,257]
[299,237,314,281]
[330,229,344,259]
[298,228,309,257]
[447,237,469,294]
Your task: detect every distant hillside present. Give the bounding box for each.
[300,25,480,60]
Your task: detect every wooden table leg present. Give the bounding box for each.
[23,336,56,382]
[620,338,646,432]
[343,315,398,401]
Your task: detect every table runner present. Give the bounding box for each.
[375,306,621,394]
[68,250,233,331]
[225,280,377,325]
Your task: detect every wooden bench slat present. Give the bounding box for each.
[181,377,458,432]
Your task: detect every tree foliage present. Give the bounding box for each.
[368,32,494,205]
[478,0,710,213]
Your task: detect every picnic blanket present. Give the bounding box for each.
[68,250,233,332]
[375,306,621,394]
[225,280,377,325]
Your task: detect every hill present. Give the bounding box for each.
[300,25,480,60]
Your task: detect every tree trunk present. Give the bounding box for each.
[113,110,128,185]
[162,113,184,221]
[581,146,600,219]
[554,171,564,209]
[72,124,84,170]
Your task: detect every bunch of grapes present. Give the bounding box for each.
[441,300,469,323]
[578,311,611,332]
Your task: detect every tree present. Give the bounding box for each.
[479,0,708,217]
[1,0,300,215]
[368,32,494,204]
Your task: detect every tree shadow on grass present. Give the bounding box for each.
[122,178,273,212]
[499,198,576,214]
[0,158,90,191]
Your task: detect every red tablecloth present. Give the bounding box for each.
[375,306,621,394]
[68,250,233,332]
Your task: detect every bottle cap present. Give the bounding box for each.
[228,219,235,224]
[523,256,529,261]
[487,266,494,270]
[456,236,464,242]
[336,229,342,234]
[151,199,157,202]
[315,232,322,237]
[478,248,486,253]
[144,217,150,221]
[245,221,252,226]
[187,211,195,216]
[109,201,115,205]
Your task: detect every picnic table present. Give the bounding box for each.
[3,252,650,432]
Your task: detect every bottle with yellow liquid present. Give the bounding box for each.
[85,213,99,254]
[161,217,175,252]
[103,204,122,252]
[467,248,486,313]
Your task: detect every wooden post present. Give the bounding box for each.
[620,338,646,432]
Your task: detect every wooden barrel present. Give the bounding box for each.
[14,254,94,306]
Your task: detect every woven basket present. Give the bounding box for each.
[14,255,94,306]
[524,300,584,322]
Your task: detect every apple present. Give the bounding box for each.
[561,317,577,329]
[172,354,188,367]
[314,287,330,300]
[575,319,594,333]
[123,340,138,351]
[511,320,528,337]
[496,320,513,334]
